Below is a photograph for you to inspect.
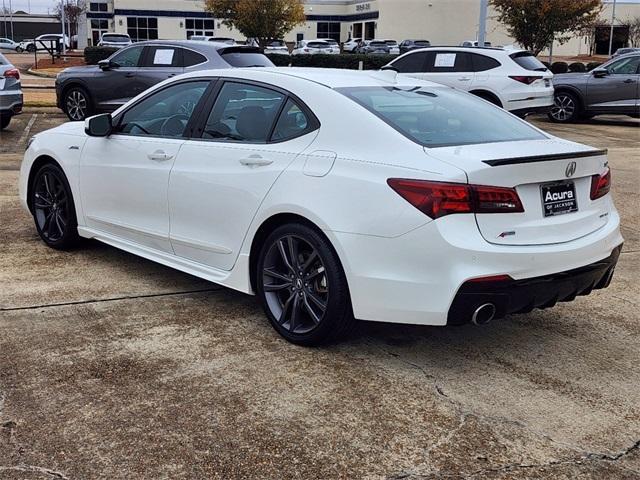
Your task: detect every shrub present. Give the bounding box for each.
[550,61,569,74]
[265,53,396,70]
[586,61,603,71]
[84,46,118,65]
[568,62,587,72]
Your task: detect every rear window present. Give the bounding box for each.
[103,35,129,42]
[370,41,387,47]
[337,86,544,148]
[510,51,547,71]
[220,51,274,67]
[414,41,430,46]
[308,42,330,48]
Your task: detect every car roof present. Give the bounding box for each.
[400,46,523,55]
[131,39,248,51]
[183,67,446,89]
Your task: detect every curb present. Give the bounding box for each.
[26,68,58,79]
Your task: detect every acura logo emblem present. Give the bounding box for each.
[565,161,577,178]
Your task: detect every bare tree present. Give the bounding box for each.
[626,16,640,47]
[54,0,86,37]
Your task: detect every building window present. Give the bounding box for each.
[127,17,159,41]
[90,19,109,45]
[185,18,215,39]
[317,22,340,42]
[89,2,108,12]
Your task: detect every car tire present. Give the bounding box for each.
[472,91,502,108]
[256,223,355,346]
[30,163,80,250]
[549,91,580,123]
[16,46,23,53]
[63,86,92,121]
[26,44,35,53]
[0,115,10,130]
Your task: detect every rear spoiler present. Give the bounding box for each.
[483,149,607,167]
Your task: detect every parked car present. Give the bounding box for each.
[611,47,640,58]
[189,36,236,45]
[291,40,337,55]
[384,40,400,55]
[357,40,391,55]
[17,34,71,53]
[0,53,23,130]
[263,39,290,55]
[549,53,640,123]
[461,40,492,47]
[386,46,553,117]
[313,38,340,54]
[0,38,18,52]
[98,33,132,49]
[21,67,622,345]
[343,37,362,53]
[399,39,431,54]
[55,40,274,121]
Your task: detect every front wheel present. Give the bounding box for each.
[64,86,92,121]
[16,46,23,53]
[256,223,355,346]
[0,116,10,130]
[548,92,580,123]
[30,163,80,249]
[26,44,35,53]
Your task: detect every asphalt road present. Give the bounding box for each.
[0,111,639,479]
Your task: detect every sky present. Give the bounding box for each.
[4,0,640,15]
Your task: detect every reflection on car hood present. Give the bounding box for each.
[59,65,101,76]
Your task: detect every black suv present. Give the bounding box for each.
[399,39,431,54]
[56,40,274,121]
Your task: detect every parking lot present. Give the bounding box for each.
[0,111,639,479]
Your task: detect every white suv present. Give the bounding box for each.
[386,47,553,117]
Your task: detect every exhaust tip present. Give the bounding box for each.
[471,303,496,326]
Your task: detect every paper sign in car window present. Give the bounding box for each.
[153,49,175,65]
[434,53,456,68]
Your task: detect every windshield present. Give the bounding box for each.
[337,86,545,148]
[414,41,430,46]
[220,51,274,67]
[103,35,130,42]
[268,40,285,47]
[510,51,547,71]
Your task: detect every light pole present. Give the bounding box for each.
[1,0,6,40]
[8,0,12,40]
[608,0,617,56]
[478,0,488,46]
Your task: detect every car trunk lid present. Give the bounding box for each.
[425,139,612,246]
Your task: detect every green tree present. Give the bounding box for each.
[204,0,306,47]
[491,0,602,55]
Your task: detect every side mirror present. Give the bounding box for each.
[98,59,114,70]
[85,114,112,137]
[592,68,609,78]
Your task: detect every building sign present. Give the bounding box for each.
[356,3,372,12]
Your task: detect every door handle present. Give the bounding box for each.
[623,79,635,84]
[147,150,174,161]
[458,77,472,81]
[239,155,273,167]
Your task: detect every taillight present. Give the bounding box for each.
[509,75,542,85]
[3,68,20,80]
[387,179,524,219]
[590,168,611,200]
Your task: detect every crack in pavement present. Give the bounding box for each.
[0,287,224,312]
[0,465,69,479]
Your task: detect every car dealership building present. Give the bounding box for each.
[83,0,640,55]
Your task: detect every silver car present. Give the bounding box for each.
[549,53,640,123]
[0,53,23,130]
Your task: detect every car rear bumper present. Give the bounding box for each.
[331,208,623,326]
[447,244,621,325]
[510,104,552,117]
[0,90,23,117]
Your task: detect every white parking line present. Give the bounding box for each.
[18,114,38,146]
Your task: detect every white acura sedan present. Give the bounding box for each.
[19,68,623,345]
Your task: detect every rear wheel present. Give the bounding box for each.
[30,163,80,249]
[256,223,355,346]
[26,44,35,53]
[549,91,580,123]
[0,116,10,130]
[472,91,502,108]
[64,86,92,121]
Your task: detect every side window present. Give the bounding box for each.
[111,46,144,67]
[271,99,313,141]
[182,48,207,67]
[470,53,500,72]
[425,51,471,73]
[607,57,640,75]
[202,82,285,142]
[117,81,209,138]
[142,46,181,67]
[393,52,428,73]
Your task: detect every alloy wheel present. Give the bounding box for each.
[66,90,88,121]
[33,170,69,243]
[262,235,329,335]
[550,94,575,122]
